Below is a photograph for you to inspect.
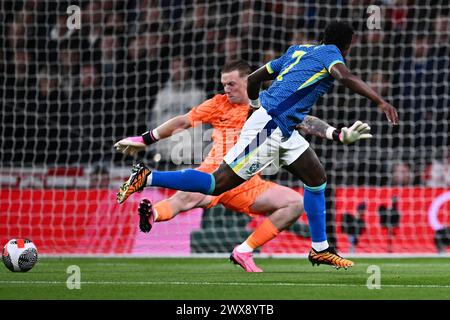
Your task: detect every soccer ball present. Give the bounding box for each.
[2,239,38,272]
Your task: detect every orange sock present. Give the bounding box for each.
[246,218,280,249]
[153,200,174,222]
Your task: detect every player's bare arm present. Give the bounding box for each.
[297,115,372,145]
[247,65,277,108]
[330,63,399,125]
[114,113,192,156]
[153,114,192,139]
[297,116,331,139]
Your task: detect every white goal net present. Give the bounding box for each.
[1,0,449,256]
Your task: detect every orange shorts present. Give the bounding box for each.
[205,175,276,216]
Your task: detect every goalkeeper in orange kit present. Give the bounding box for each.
[115,60,372,272]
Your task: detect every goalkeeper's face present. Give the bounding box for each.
[221,70,248,105]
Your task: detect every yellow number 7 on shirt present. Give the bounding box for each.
[277,50,306,81]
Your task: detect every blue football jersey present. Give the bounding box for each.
[259,44,345,137]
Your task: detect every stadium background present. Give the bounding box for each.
[0,0,448,256]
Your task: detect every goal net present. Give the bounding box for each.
[1,0,449,256]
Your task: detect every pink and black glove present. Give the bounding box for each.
[114,130,159,156]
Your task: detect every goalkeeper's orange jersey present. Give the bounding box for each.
[188,94,250,173]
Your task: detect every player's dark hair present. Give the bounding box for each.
[221,60,251,77]
[321,22,354,52]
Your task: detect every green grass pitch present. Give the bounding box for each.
[1,257,449,300]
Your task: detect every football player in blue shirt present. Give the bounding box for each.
[116,22,398,269]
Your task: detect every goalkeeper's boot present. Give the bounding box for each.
[230,248,263,273]
[308,247,354,270]
[138,199,154,233]
[116,162,151,204]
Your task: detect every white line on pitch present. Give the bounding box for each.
[0,281,449,289]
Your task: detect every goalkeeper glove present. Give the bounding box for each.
[327,121,372,145]
[114,130,160,156]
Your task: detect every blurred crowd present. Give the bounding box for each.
[0,0,448,186]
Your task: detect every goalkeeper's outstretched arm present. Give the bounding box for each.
[152,114,192,139]
[114,114,191,156]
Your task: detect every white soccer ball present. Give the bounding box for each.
[2,239,38,272]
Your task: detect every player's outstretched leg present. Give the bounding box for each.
[118,162,242,204]
[285,148,354,269]
[117,162,151,204]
